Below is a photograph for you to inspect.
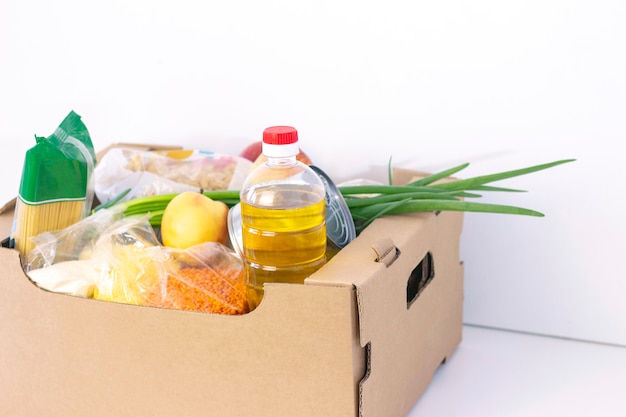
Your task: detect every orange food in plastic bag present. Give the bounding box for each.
[160,242,249,315]
[163,264,248,314]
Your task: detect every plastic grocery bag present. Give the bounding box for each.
[23,206,162,303]
[24,207,124,271]
[91,236,248,314]
[23,207,129,297]
[89,214,166,306]
[26,260,98,298]
[159,242,249,315]
[24,207,248,314]
[94,148,252,205]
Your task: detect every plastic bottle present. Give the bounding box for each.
[240,126,327,310]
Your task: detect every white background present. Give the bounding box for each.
[1,1,624,346]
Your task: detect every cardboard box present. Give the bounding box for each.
[0,150,464,417]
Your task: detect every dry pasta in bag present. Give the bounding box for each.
[94,148,252,206]
[11,111,96,257]
[90,214,168,307]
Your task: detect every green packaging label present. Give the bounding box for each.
[18,111,96,205]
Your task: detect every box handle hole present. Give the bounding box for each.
[406,252,434,308]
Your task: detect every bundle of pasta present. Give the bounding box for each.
[12,111,96,257]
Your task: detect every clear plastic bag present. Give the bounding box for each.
[24,207,248,315]
[159,242,249,315]
[23,207,145,298]
[91,237,248,314]
[94,148,252,205]
[89,214,166,307]
[24,207,124,271]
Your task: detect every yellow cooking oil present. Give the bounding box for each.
[241,191,326,310]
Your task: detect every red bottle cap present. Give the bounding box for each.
[263,126,298,145]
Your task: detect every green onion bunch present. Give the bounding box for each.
[103,158,575,235]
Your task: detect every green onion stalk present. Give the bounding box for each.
[99,159,575,235]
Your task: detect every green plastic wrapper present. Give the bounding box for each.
[12,111,96,256]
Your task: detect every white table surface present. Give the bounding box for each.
[407,325,626,417]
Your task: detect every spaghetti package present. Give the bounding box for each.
[11,111,96,256]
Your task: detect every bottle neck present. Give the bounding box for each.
[262,141,300,167]
[266,154,298,167]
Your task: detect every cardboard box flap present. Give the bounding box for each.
[0,198,15,216]
[0,202,14,240]
[305,228,389,289]
[354,211,464,417]
[308,207,464,417]
[305,168,464,417]
[391,167,433,185]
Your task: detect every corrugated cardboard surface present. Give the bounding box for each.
[308,208,464,417]
[0,158,464,417]
[0,247,362,417]
[357,211,463,417]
